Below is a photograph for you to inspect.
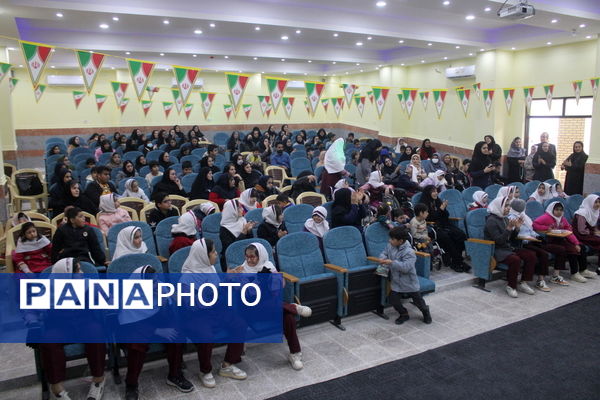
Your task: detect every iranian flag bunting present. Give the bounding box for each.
[111,81,128,107]
[127,59,155,100]
[367,91,374,104]
[75,50,105,93]
[34,84,46,102]
[304,98,310,114]
[9,78,18,93]
[572,80,582,105]
[226,72,250,111]
[342,83,358,107]
[266,77,287,113]
[243,104,252,119]
[173,66,201,105]
[482,89,494,116]
[321,98,329,112]
[543,84,554,110]
[402,89,418,118]
[419,91,429,111]
[184,103,193,119]
[372,86,390,118]
[141,100,152,116]
[523,87,534,112]
[304,81,325,115]
[0,62,12,84]
[172,89,183,113]
[432,89,447,119]
[258,95,271,116]
[120,98,130,114]
[72,90,85,108]
[265,104,272,118]
[397,93,405,113]
[200,92,216,118]
[146,86,159,99]
[333,97,344,118]
[503,88,515,114]
[282,97,294,119]
[20,40,53,88]
[473,83,481,99]
[354,95,366,117]
[95,94,107,111]
[591,78,599,100]
[456,88,471,116]
[163,102,173,118]
[224,104,233,120]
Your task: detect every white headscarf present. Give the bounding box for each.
[529,183,551,203]
[119,265,159,324]
[334,179,349,190]
[509,200,533,231]
[182,239,217,274]
[487,196,508,218]
[239,188,257,211]
[52,257,77,274]
[549,183,565,198]
[496,186,516,199]
[428,170,447,187]
[199,202,216,216]
[221,200,246,237]
[262,205,282,228]
[304,206,329,238]
[545,201,563,226]
[471,191,488,207]
[15,228,51,254]
[241,242,277,273]
[324,138,346,174]
[12,213,31,227]
[113,226,148,260]
[367,170,385,188]
[171,211,199,236]
[575,194,599,227]
[122,179,149,201]
[99,193,118,213]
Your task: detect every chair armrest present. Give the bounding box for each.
[448,217,463,221]
[324,263,348,273]
[464,239,495,280]
[415,251,430,258]
[281,271,299,283]
[366,256,382,264]
[157,256,168,263]
[467,238,495,245]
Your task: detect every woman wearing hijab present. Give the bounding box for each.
[239,188,259,212]
[219,200,255,270]
[398,146,413,163]
[419,170,447,192]
[227,131,244,153]
[380,156,396,180]
[115,160,137,186]
[63,181,98,216]
[106,152,123,171]
[97,193,132,235]
[257,205,287,247]
[532,142,556,181]
[112,226,147,260]
[134,155,147,172]
[152,168,187,197]
[483,135,502,163]
[192,202,216,226]
[303,206,329,249]
[505,137,527,183]
[418,139,436,161]
[468,191,488,211]
[12,222,52,273]
[254,175,280,203]
[169,211,200,254]
[290,170,317,200]
[209,174,240,208]
[405,154,427,184]
[484,197,536,297]
[527,182,551,203]
[122,179,149,202]
[562,141,588,195]
[548,182,568,199]
[523,145,537,181]
[320,138,347,199]
[468,141,494,189]
[423,152,447,174]
[572,194,600,271]
[360,170,392,208]
[331,188,368,232]
[495,186,517,202]
[49,169,74,217]
[239,162,261,190]
[190,167,214,200]
[356,139,382,186]
[158,152,173,170]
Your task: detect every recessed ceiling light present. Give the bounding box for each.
[443,56,448,60]
[51,49,56,52]
[360,69,363,72]
[427,43,433,46]
[468,52,474,56]
[443,1,450,5]
[333,33,339,37]
[346,72,349,74]
[465,15,475,20]
[224,55,229,58]
[215,69,219,72]
[398,40,404,43]
[163,20,169,24]
[375,67,379,70]
[480,48,485,51]
[324,74,328,76]
[194,29,203,34]
[56,12,63,18]
[511,47,516,50]
[484,7,491,12]
[304,72,308,75]
[253,57,258,60]
[283,72,287,75]
[586,35,592,39]
[51,65,56,68]
[238,70,242,73]
[99,23,109,29]
[160,53,165,56]
[455,45,461,49]
[332,73,336,76]
[261,71,265,74]
[421,60,425,63]
[281,35,289,40]
[378,64,382,67]
[579,24,586,28]
[125,51,131,55]
[165,68,169,71]
[546,41,552,45]
[281,58,285,61]
[356,63,360,66]
[255,26,261,31]
[112,16,119,21]
[19,64,23,67]
[209,23,216,28]
[376,1,387,7]
[332,61,337,64]
[367,36,372,40]
[356,42,363,46]
[296,30,301,34]
[7,47,15,51]
[111,67,115,70]
[551,19,558,23]
[400,63,405,66]
[193,54,197,57]
[308,60,312,63]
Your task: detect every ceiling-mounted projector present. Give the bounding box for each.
[498,1,535,20]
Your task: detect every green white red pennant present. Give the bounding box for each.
[523,87,534,112]
[75,50,105,93]
[163,102,173,117]
[432,89,447,119]
[572,80,582,105]
[34,84,46,102]
[304,98,310,114]
[184,103,193,119]
[120,98,130,114]
[397,92,405,113]
[243,104,252,119]
[372,86,390,118]
[224,104,233,120]
[173,66,201,105]
[258,95,270,116]
[9,78,18,92]
[172,89,183,113]
[72,90,85,108]
[403,88,418,118]
[456,88,470,117]
[146,86,159,100]
[333,97,344,118]
[0,62,12,84]
[127,59,155,101]
[472,83,481,99]
[503,88,515,114]
[226,72,250,112]
[482,89,494,116]
[141,100,152,116]
[304,81,325,115]
[354,95,366,117]
[111,81,128,107]
[367,91,374,104]
[20,40,53,88]
[419,91,429,111]
[342,83,358,107]
[543,84,554,110]
[591,78,599,100]
[265,103,272,118]
[282,97,294,118]
[199,92,216,118]
[321,98,329,112]
[95,94,107,111]
[266,77,287,113]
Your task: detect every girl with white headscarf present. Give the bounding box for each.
[528,182,551,204]
[319,138,348,199]
[360,170,392,208]
[419,170,447,192]
[238,188,259,212]
[549,182,569,199]
[112,226,148,260]
[572,194,600,275]
[406,154,426,184]
[257,205,287,248]
[122,179,149,202]
[97,193,132,235]
[304,206,329,238]
[169,211,200,255]
[468,191,488,210]
[219,200,254,272]
[496,186,516,201]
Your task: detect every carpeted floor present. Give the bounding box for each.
[269,294,600,400]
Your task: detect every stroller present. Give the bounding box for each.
[408,226,445,271]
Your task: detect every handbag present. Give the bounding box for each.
[16,173,43,196]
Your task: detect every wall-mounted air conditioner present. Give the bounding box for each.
[47,75,84,86]
[445,65,476,79]
[171,77,204,88]
[286,80,305,89]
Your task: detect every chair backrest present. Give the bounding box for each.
[439,189,467,220]
[524,180,541,198]
[180,155,200,165]
[277,232,325,278]
[146,150,164,162]
[323,226,368,268]
[545,178,560,185]
[201,212,222,253]
[181,173,197,193]
[213,132,229,146]
[314,166,324,184]
[119,205,139,221]
[224,238,273,269]
[118,176,148,193]
[484,184,502,199]
[265,166,287,188]
[123,151,143,163]
[364,223,390,258]
[154,216,182,258]
[261,194,279,208]
[525,201,545,221]
[411,192,423,206]
[98,152,113,165]
[192,148,207,158]
[169,195,188,213]
[6,221,56,250]
[322,201,333,223]
[566,194,584,217]
[290,151,308,160]
[296,191,326,207]
[461,186,482,204]
[182,199,220,213]
[245,208,264,237]
[107,253,163,273]
[291,158,313,177]
[107,221,156,258]
[465,208,488,239]
[283,204,314,233]
[168,246,191,273]
[90,225,108,260]
[69,147,92,158]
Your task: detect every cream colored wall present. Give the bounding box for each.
[0,47,14,184]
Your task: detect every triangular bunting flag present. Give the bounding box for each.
[456,88,470,117]
[432,89,447,119]
[200,92,216,119]
[321,98,329,112]
[572,80,582,105]
[397,93,405,113]
[95,94,107,111]
[141,100,152,116]
[354,95,366,117]
[265,104,272,118]
[243,104,252,119]
[20,40,53,88]
[120,98,130,114]
[304,98,310,114]
[75,50,105,93]
[224,104,233,120]
[173,66,200,105]
[419,91,429,111]
[472,83,481,99]
[9,78,18,92]
[342,83,358,108]
[591,78,599,100]
[111,81,128,107]
[127,59,155,101]
[34,84,46,102]
[281,97,294,118]
[266,77,287,113]
[0,62,12,85]
[523,87,534,112]
[543,84,554,110]
[225,72,250,112]
[402,88,418,119]
[172,89,183,113]
[72,90,85,108]
[258,95,271,116]
[482,89,495,116]
[163,101,173,118]
[372,87,390,118]
[146,85,159,100]
[503,88,515,114]
[304,81,325,115]
[367,91,374,104]
[184,103,193,119]
[333,97,344,118]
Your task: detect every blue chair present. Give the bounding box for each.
[213,132,229,147]
[214,153,226,166]
[46,142,67,154]
[311,158,319,169]
[155,216,181,259]
[107,221,157,259]
[170,149,180,160]
[201,212,222,254]
[72,152,92,165]
[192,148,207,158]
[245,208,263,237]
[45,137,65,146]
[180,155,200,165]
[344,164,356,177]
[277,232,347,328]
[364,223,435,294]
[110,168,120,181]
[45,154,63,165]
[168,246,190,273]
[150,175,163,190]
[290,151,308,160]
[291,158,313,177]
[118,176,148,194]
[314,166,324,184]
[411,192,423,206]
[181,173,197,193]
[74,159,89,171]
[122,151,143,163]
[98,152,113,165]
[283,204,313,233]
[524,180,541,199]
[146,150,164,163]
[224,238,273,269]
[439,189,467,232]
[322,201,333,223]
[323,226,386,317]
[484,184,502,199]
[545,179,560,186]
[525,201,545,221]
[461,186,482,204]
[70,147,92,159]
[566,194,584,217]
[170,163,182,175]
[107,253,163,273]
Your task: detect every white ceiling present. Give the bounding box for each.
[0,0,598,74]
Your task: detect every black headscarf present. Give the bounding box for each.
[381,157,396,176]
[68,136,79,148]
[135,155,147,171]
[469,141,491,173]
[399,146,413,162]
[212,173,237,199]
[190,167,214,200]
[421,139,434,159]
[332,188,352,219]
[158,152,172,169]
[420,185,442,216]
[121,161,136,178]
[359,139,382,162]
